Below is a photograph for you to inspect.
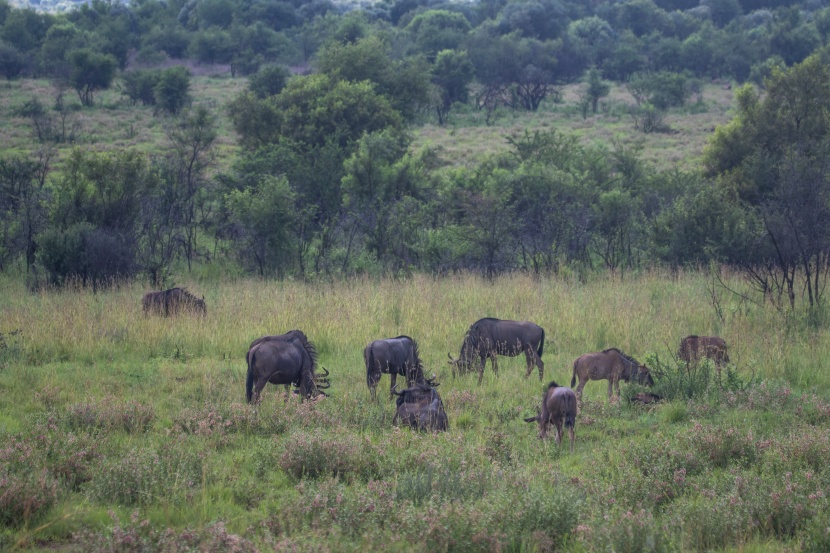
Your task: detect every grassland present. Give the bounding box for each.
[0,73,735,176]
[0,271,828,552]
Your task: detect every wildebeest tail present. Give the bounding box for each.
[245,351,255,403]
[365,345,375,388]
[570,359,577,388]
[564,393,576,429]
[537,327,545,358]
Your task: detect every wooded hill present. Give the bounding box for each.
[1,0,830,313]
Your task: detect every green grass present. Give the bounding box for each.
[0,271,828,551]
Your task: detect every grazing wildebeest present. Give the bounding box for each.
[570,348,654,402]
[391,380,448,432]
[524,381,577,452]
[678,335,729,368]
[246,333,330,403]
[365,336,426,401]
[447,318,545,385]
[246,330,313,399]
[142,287,206,316]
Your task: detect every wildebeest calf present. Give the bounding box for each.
[524,381,577,452]
[678,335,729,368]
[571,348,654,402]
[392,382,448,432]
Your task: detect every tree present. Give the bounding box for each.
[405,9,472,59]
[165,106,217,271]
[122,69,160,107]
[431,49,473,124]
[315,35,430,121]
[247,64,290,99]
[703,56,830,310]
[153,66,191,116]
[581,66,610,115]
[341,130,432,271]
[226,175,296,276]
[0,41,25,79]
[0,150,51,272]
[67,48,117,106]
[228,74,404,150]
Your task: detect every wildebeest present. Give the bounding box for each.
[142,287,206,317]
[447,318,545,385]
[570,348,654,401]
[246,332,330,403]
[629,392,663,405]
[365,336,426,401]
[246,330,313,399]
[391,380,448,432]
[524,381,577,452]
[678,335,729,368]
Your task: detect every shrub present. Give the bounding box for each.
[672,493,754,551]
[277,430,380,481]
[63,398,154,434]
[594,508,669,553]
[88,443,203,506]
[0,469,59,528]
[76,511,257,553]
[685,422,758,468]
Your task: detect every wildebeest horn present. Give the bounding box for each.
[524,416,540,423]
[319,367,330,378]
[316,382,331,389]
[391,384,404,396]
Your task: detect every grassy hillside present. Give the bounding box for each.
[0,272,828,551]
[0,74,735,175]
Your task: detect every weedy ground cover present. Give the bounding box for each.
[0,271,828,551]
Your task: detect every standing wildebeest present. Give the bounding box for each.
[246,332,330,403]
[570,348,654,402]
[447,318,545,385]
[365,336,425,401]
[524,381,577,452]
[392,381,448,432]
[142,287,206,316]
[678,335,730,368]
[246,330,315,399]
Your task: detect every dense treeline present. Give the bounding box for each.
[1,0,830,313]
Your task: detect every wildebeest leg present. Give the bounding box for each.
[477,357,486,385]
[568,426,575,453]
[490,353,498,376]
[554,418,563,447]
[253,379,268,405]
[524,347,534,378]
[390,372,397,398]
[607,379,614,400]
[283,384,291,401]
[575,379,586,405]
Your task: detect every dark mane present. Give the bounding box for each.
[603,347,640,366]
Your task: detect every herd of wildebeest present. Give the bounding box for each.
[142,288,731,452]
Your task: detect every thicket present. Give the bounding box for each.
[2,0,830,316]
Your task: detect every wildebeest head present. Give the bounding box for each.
[447,331,478,374]
[618,351,654,386]
[295,366,330,399]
